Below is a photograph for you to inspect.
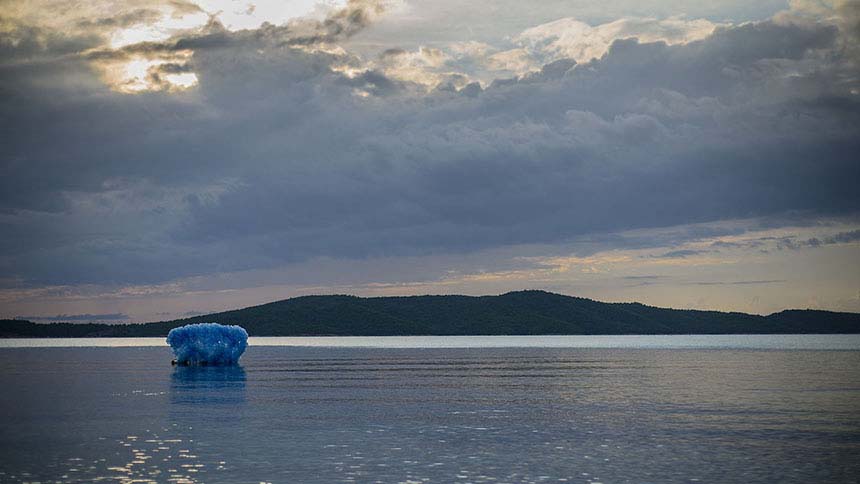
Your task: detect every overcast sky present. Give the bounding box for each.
[1,0,859,322]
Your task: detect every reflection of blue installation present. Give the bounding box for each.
[167,323,248,366]
[170,365,247,406]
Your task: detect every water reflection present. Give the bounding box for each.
[170,365,246,405]
[3,346,859,484]
[105,431,211,484]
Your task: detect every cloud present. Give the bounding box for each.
[655,249,710,259]
[485,48,534,75]
[776,229,860,249]
[1,0,392,93]
[0,2,858,293]
[825,229,860,243]
[18,313,130,321]
[690,280,786,286]
[372,46,464,88]
[358,15,727,84]
[76,9,166,30]
[513,16,719,65]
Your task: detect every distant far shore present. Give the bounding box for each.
[3,291,859,338]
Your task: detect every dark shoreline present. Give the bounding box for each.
[4,290,859,338]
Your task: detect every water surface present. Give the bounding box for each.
[0,335,858,483]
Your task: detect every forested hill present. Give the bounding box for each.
[3,291,860,337]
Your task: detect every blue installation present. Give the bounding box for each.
[167,323,248,366]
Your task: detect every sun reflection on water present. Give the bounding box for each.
[37,427,222,484]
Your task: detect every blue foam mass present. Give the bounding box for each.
[167,323,248,366]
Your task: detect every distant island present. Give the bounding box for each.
[2,290,859,337]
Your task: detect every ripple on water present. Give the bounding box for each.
[38,427,231,484]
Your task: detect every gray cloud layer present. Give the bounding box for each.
[1,2,859,288]
[17,313,130,321]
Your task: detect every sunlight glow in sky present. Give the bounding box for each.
[98,52,197,93]
[100,0,347,92]
[107,11,207,49]
[195,0,346,30]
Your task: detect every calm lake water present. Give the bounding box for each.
[1,335,859,483]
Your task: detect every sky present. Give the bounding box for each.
[1,0,859,322]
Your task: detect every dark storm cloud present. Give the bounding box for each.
[654,249,710,259]
[779,229,860,249]
[76,9,165,29]
[701,228,860,253]
[1,10,859,286]
[826,229,860,243]
[0,20,103,62]
[289,0,386,44]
